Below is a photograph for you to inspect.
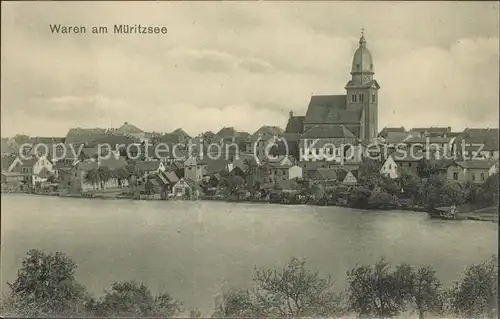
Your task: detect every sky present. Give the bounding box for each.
[1,1,499,138]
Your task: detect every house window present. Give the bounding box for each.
[408,163,412,167]
[472,174,475,181]
[372,93,376,103]
[351,94,357,102]
[481,173,485,180]
[453,172,458,180]
[359,94,364,102]
[388,164,391,169]
[356,64,360,70]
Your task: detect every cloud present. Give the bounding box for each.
[1,2,498,137]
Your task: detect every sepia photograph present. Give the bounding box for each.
[1,1,498,318]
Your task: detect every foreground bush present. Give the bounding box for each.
[86,281,182,317]
[447,255,498,318]
[1,249,497,318]
[213,257,344,317]
[4,249,88,317]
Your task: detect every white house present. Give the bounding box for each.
[342,171,358,186]
[380,150,423,179]
[379,156,398,179]
[172,178,202,198]
[32,155,55,186]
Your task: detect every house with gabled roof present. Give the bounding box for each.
[184,156,207,182]
[247,125,284,160]
[263,156,302,184]
[410,127,452,138]
[171,128,191,143]
[299,125,363,174]
[117,122,146,142]
[336,169,359,186]
[402,136,455,158]
[65,127,107,145]
[172,177,203,198]
[3,155,54,187]
[446,159,498,185]
[380,149,424,179]
[453,128,499,160]
[308,168,338,183]
[134,160,166,178]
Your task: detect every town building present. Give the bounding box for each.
[380,150,424,179]
[453,128,499,160]
[446,159,498,185]
[117,122,146,142]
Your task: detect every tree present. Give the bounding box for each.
[394,264,444,319]
[346,258,400,318]
[447,255,498,318]
[84,168,99,191]
[379,175,400,195]
[6,249,88,317]
[417,159,441,178]
[348,187,372,208]
[212,289,257,318]
[368,191,399,209]
[113,168,130,187]
[425,180,465,209]
[478,173,499,207]
[358,157,382,177]
[221,175,246,199]
[46,173,57,184]
[252,257,343,317]
[97,166,112,189]
[398,170,421,200]
[89,281,182,317]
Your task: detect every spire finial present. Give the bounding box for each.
[359,28,366,47]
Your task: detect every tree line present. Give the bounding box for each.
[1,249,497,318]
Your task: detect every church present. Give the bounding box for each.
[289,32,380,143]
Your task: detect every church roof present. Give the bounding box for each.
[303,95,362,124]
[302,125,356,139]
[285,116,305,134]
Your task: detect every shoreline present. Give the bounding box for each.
[2,191,497,222]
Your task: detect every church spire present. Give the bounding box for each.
[359,28,366,48]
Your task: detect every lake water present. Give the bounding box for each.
[1,194,497,315]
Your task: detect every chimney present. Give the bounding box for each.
[289,110,294,118]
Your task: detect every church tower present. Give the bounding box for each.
[345,30,380,141]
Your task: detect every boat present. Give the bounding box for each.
[428,205,466,220]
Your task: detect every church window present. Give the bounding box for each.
[359,94,364,102]
[481,173,485,180]
[356,64,360,70]
[371,93,376,103]
[351,94,357,102]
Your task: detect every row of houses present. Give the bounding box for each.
[2,120,498,192]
